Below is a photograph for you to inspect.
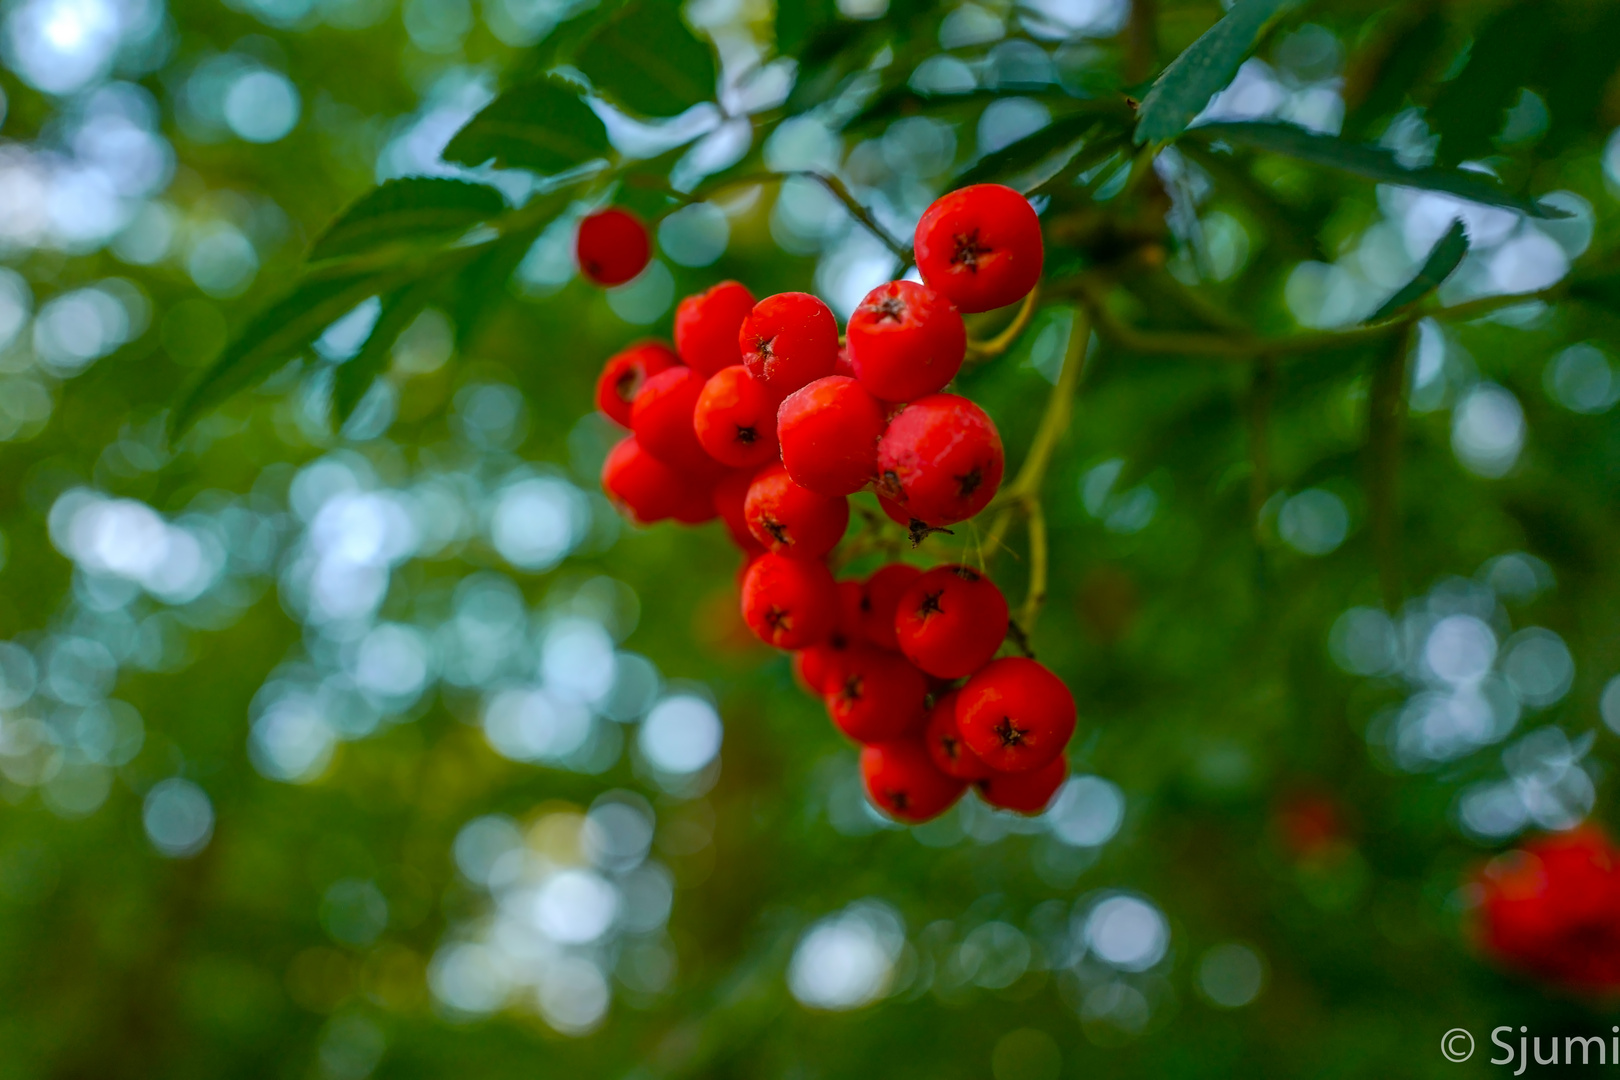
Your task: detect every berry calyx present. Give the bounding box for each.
[956,657,1076,773]
[914,184,1043,313]
[576,207,651,287]
[977,754,1067,815]
[847,280,966,402]
[675,281,755,375]
[824,646,929,743]
[631,366,718,473]
[777,376,886,497]
[744,463,850,560]
[595,340,679,428]
[857,563,923,651]
[694,365,781,468]
[740,553,838,649]
[794,580,864,695]
[895,565,1010,678]
[739,292,839,395]
[923,690,992,781]
[601,435,687,524]
[876,393,1004,526]
[861,739,966,823]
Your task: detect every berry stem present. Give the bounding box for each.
[802,173,914,264]
[965,285,1041,360]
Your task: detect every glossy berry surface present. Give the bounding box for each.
[913,184,1043,313]
[601,436,686,524]
[576,207,650,287]
[825,646,929,743]
[675,280,755,375]
[895,565,1010,678]
[923,690,992,781]
[595,340,678,428]
[857,563,923,651]
[977,753,1067,815]
[738,292,839,395]
[777,376,886,497]
[740,553,837,649]
[861,740,966,823]
[956,657,1076,773]
[631,366,716,472]
[743,464,849,560]
[847,280,966,402]
[694,365,781,468]
[876,394,1004,526]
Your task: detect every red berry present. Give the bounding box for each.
[631,366,717,472]
[740,552,837,649]
[923,690,992,781]
[601,435,686,524]
[857,563,922,651]
[743,463,849,560]
[876,393,1003,526]
[577,207,651,287]
[777,376,886,497]
[793,581,864,694]
[861,739,966,823]
[956,657,1076,773]
[675,281,755,375]
[693,365,781,468]
[914,184,1043,313]
[977,754,1067,815]
[739,292,839,395]
[672,471,720,524]
[1474,826,1620,991]
[895,565,1009,678]
[847,280,966,402]
[824,646,928,743]
[833,343,856,378]
[595,341,679,428]
[712,468,764,551]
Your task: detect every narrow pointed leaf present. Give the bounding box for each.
[1133,0,1295,145]
[952,104,1134,190]
[332,279,439,423]
[573,0,716,117]
[309,179,506,263]
[1187,121,1568,218]
[1368,218,1468,322]
[443,77,610,174]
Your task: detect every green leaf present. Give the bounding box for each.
[443,77,611,174]
[953,107,1129,191]
[1133,0,1296,145]
[1187,121,1567,218]
[775,0,834,57]
[1367,218,1468,322]
[332,280,439,424]
[1426,1,1551,166]
[309,179,506,264]
[1339,7,1447,142]
[573,0,715,118]
[169,272,391,437]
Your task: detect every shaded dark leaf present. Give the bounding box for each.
[1426,1,1551,165]
[442,76,610,174]
[1367,218,1468,322]
[1339,6,1448,141]
[775,0,834,57]
[1538,2,1620,155]
[1133,0,1296,145]
[332,279,439,424]
[953,105,1133,191]
[573,0,715,118]
[308,178,506,264]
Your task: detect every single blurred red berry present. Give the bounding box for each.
[895,564,1009,678]
[694,365,781,468]
[740,552,838,649]
[577,207,650,287]
[777,375,886,497]
[956,657,1075,773]
[743,463,850,560]
[739,292,839,394]
[675,280,755,375]
[1276,792,1347,860]
[601,435,686,524]
[825,646,929,743]
[876,393,1004,526]
[923,690,992,781]
[594,340,679,428]
[631,366,718,472]
[712,467,765,551]
[914,184,1043,313]
[793,581,864,694]
[857,563,923,650]
[977,754,1067,815]
[861,739,966,823]
[847,280,967,402]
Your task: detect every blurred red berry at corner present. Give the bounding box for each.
[576,207,650,287]
[595,340,679,428]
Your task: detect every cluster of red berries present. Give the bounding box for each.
[1473,826,1620,992]
[593,184,1071,823]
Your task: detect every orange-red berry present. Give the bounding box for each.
[577,207,650,286]
[876,393,1003,526]
[740,552,838,649]
[956,657,1075,773]
[861,739,966,823]
[739,291,839,395]
[694,365,781,468]
[743,463,849,560]
[777,375,886,497]
[977,754,1067,815]
[914,184,1042,313]
[895,565,1009,678]
[676,280,755,375]
[595,340,679,428]
[847,280,966,402]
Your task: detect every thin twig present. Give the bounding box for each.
[801,172,912,264]
[966,285,1040,360]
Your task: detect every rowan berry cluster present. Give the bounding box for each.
[590,184,1073,824]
